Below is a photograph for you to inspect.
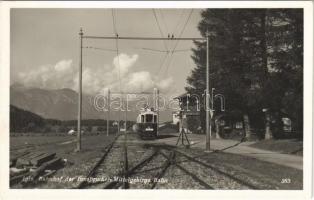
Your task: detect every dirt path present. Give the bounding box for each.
[156,133,303,170]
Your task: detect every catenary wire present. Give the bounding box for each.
[163,9,194,76]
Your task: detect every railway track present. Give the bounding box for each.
[167,148,257,189]
[76,133,261,189]
[77,133,166,189]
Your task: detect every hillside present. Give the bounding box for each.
[10,84,99,120]
[10,105,135,133]
[10,105,45,132]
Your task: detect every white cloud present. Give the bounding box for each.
[157,77,174,91]
[17,53,174,95]
[54,60,73,72]
[18,59,76,90]
[126,71,154,91]
[113,53,139,77]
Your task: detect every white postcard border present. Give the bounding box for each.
[0,1,312,200]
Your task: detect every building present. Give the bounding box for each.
[174,93,243,139]
[214,112,245,139]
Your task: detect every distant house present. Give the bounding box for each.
[267,110,294,138]
[67,129,86,135]
[91,126,98,133]
[282,117,292,132]
[214,113,245,139]
[174,93,245,139]
[68,129,76,135]
[51,125,59,133]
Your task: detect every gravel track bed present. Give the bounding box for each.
[155,161,204,189]
[175,152,249,189]
[176,148,274,189]
[129,152,168,189]
[83,137,126,189]
[155,165,204,189]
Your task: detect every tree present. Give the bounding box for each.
[266,9,303,137]
[187,9,258,135]
[186,9,303,138]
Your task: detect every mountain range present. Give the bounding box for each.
[10,83,173,122]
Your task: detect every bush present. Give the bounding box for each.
[186,116,200,133]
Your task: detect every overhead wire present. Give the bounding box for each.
[163,9,194,76]
[84,46,192,54]
[151,9,171,83]
[111,9,118,37]
[83,46,117,52]
[173,9,186,36]
[138,47,167,53]
[152,9,169,51]
[159,9,170,37]
[173,9,194,51]
[155,9,187,77]
[157,52,169,75]
[136,47,191,53]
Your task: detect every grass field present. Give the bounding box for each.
[10,133,117,188]
[179,147,302,189]
[250,139,303,156]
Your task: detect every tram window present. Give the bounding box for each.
[146,114,153,123]
[141,115,144,123]
[154,115,157,123]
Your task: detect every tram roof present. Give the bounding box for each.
[140,109,157,115]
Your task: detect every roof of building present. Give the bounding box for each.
[173,93,188,100]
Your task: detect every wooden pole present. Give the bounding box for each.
[157,89,159,137]
[118,110,120,135]
[125,93,127,133]
[118,94,121,135]
[107,89,110,136]
[77,28,83,152]
[205,32,211,151]
[154,88,159,137]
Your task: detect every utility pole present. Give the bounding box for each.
[154,88,159,136]
[157,89,159,136]
[123,92,129,189]
[125,93,127,133]
[76,28,83,152]
[107,89,110,136]
[205,32,211,151]
[118,108,120,135]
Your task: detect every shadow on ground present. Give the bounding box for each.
[157,134,177,139]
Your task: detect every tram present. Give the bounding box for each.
[134,108,158,139]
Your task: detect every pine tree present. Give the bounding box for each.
[186,9,303,138]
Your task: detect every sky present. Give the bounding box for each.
[11,8,203,96]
